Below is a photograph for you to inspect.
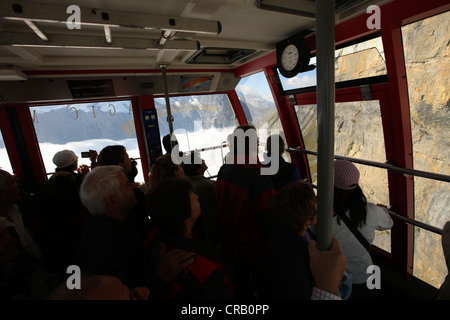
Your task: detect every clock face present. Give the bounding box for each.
[281,44,299,72]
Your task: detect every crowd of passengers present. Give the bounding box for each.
[0,124,448,300]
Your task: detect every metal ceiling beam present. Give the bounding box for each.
[0,32,200,51]
[256,0,393,23]
[23,20,49,41]
[28,56,159,67]
[255,0,315,19]
[0,0,221,34]
[103,26,112,44]
[5,46,43,63]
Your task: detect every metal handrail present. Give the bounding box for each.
[192,143,228,153]
[305,180,443,236]
[292,148,446,236]
[388,209,443,235]
[286,147,450,183]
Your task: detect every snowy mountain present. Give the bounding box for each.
[154,94,239,137]
[31,103,136,144]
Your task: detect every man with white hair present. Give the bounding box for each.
[79,165,136,221]
[77,165,194,298]
[97,145,149,246]
[77,166,138,282]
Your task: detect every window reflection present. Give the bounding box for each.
[29,100,144,183]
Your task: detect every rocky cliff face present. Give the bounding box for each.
[402,11,449,288]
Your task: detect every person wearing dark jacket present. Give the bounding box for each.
[216,125,275,299]
[263,134,301,190]
[34,171,88,279]
[77,166,144,283]
[97,145,150,245]
[182,151,219,243]
[77,166,195,299]
[147,177,233,300]
[261,181,317,299]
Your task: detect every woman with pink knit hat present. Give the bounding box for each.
[332,159,393,300]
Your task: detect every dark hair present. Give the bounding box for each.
[146,177,193,236]
[38,171,83,221]
[268,181,317,233]
[232,124,257,157]
[333,185,367,228]
[148,154,180,189]
[162,134,178,153]
[182,151,203,176]
[266,134,285,157]
[98,145,126,166]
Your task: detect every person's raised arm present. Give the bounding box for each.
[308,237,347,298]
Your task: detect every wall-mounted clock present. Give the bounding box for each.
[276,31,313,78]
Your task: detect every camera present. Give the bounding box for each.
[81,151,90,158]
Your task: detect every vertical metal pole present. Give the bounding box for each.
[161,65,175,148]
[315,0,335,251]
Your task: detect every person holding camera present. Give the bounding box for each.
[52,149,98,184]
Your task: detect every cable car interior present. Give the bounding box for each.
[0,0,448,300]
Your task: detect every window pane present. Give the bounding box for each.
[154,94,238,177]
[335,37,386,82]
[295,100,390,252]
[0,129,13,174]
[236,71,285,160]
[413,227,447,289]
[402,11,450,288]
[30,100,145,183]
[295,104,318,182]
[236,71,278,129]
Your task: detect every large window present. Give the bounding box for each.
[30,100,145,183]
[154,94,238,177]
[236,71,291,162]
[402,11,449,288]
[0,129,13,174]
[236,71,278,130]
[295,100,390,252]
